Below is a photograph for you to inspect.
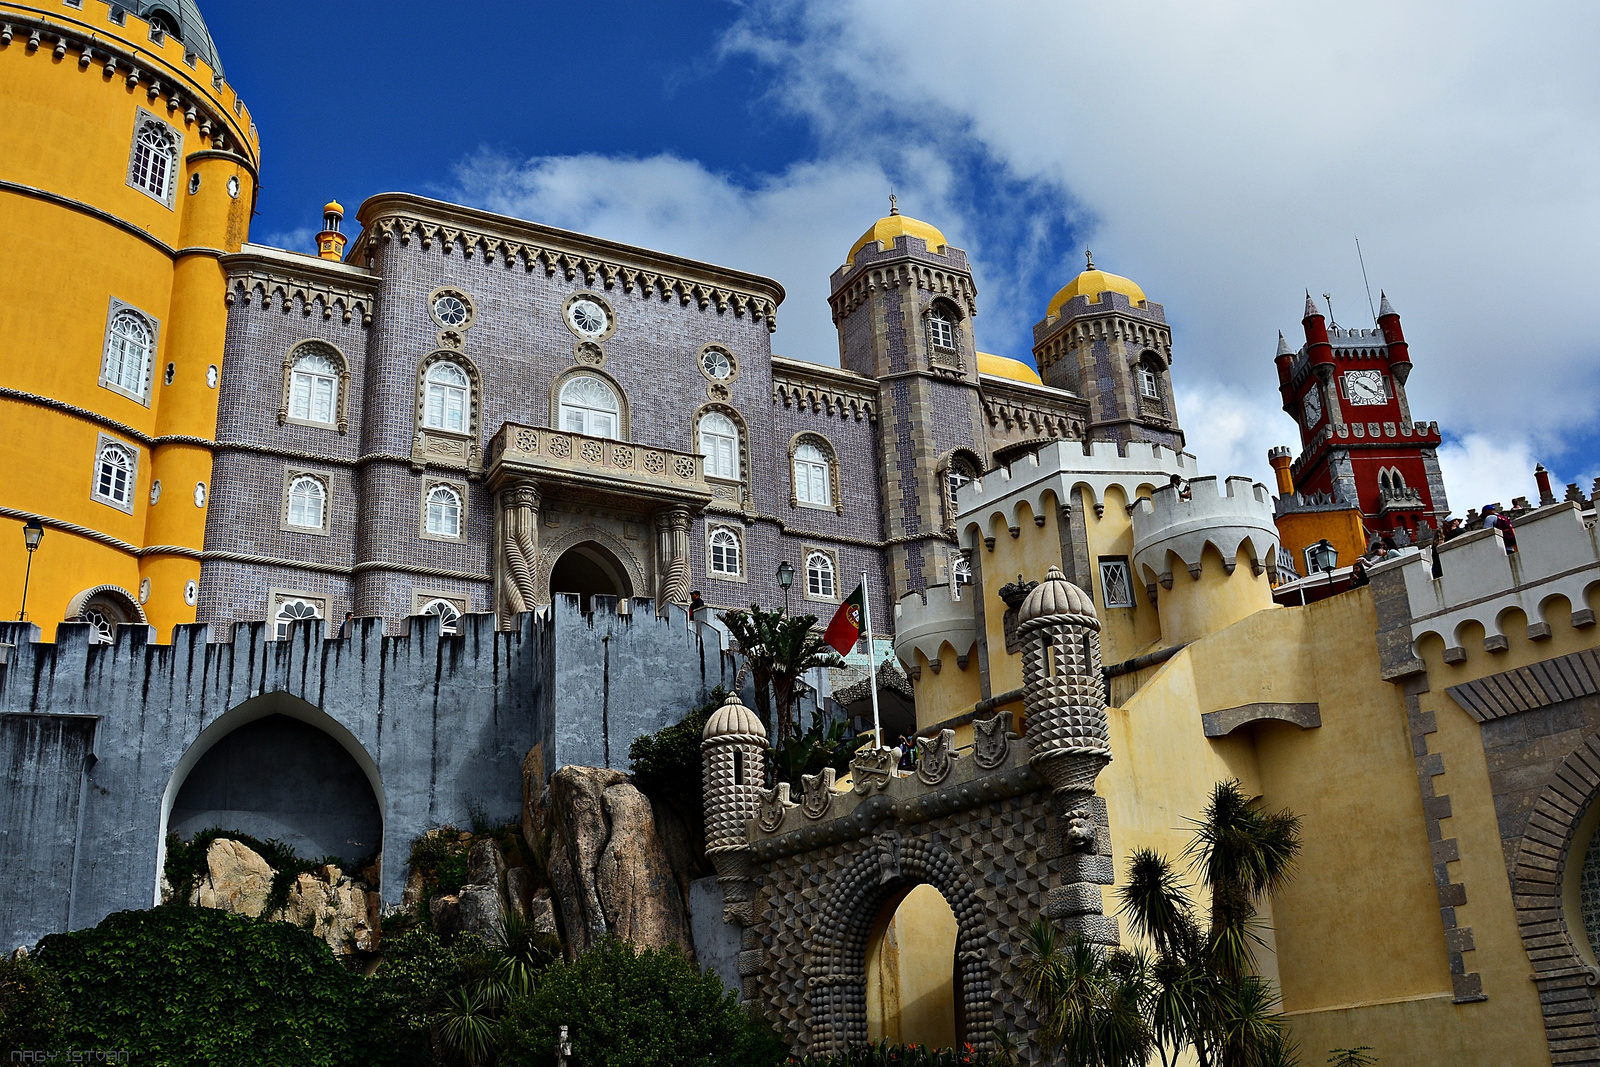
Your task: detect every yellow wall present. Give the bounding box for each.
[865,884,959,1049]
[1275,506,1368,580]
[0,0,257,638]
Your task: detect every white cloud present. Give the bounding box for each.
[1437,434,1540,515]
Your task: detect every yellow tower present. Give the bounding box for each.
[0,1,259,639]
[316,200,346,261]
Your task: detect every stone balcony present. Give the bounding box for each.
[486,422,712,509]
[1379,485,1425,515]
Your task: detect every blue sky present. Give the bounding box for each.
[205,1,1600,511]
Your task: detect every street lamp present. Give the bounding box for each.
[1310,538,1338,576]
[18,518,43,621]
[776,560,794,613]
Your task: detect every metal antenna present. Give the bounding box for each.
[1356,237,1376,321]
[1322,292,1337,329]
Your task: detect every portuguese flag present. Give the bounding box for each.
[823,583,867,655]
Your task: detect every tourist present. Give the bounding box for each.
[335,610,354,640]
[689,590,706,615]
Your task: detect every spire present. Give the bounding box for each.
[1303,290,1321,320]
[1276,331,1291,357]
[1377,289,1397,319]
[1085,249,1095,270]
[888,191,899,216]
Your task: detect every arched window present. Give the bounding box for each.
[559,375,620,438]
[129,119,177,202]
[806,552,837,600]
[424,362,471,433]
[288,351,339,425]
[699,411,740,481]
[426,485,462,538]
[68,586,144,645]
[1380,470,1393,492]
[793,442,831,508]
[951,554,972,599]
[947,460,975,500]
[103,310,152,398]
[286,476,326,529]
[420,598,462,634]
[928,309,955,350]
[93,441,135,508]
[274,598,321,641]
[708,526,741,577]
[1138,354,1162,400]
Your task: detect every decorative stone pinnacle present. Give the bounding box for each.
[888,192,898,216]
[1085,249,1094,270]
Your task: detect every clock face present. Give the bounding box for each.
[566,299,608,338]
[1345,369,1387,405]
[1302,386,1323,427]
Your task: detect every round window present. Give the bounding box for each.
[566,298,608,338]
[701,348,733,381]
[226,175,240,199]
[433,294,469,327]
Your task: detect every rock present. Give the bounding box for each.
[467,839,506,889]
[457,831,473,842]
[401,866,425,914]
[521,745,545,846]
[192,838,274,918]
[528,889,559,936]
[539,766,693,958]
[430,894,461,940]
[457,884,504,938]
[597,781,694,956]
[279,870,377,953]
[506,867,534,919]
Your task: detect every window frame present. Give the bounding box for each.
[706,524,744,580]
[279,341,350,433]
[548,366,629,442]
[414,592,467,635]
[99,298,158,405]
[125,107,182,208]
[950,552,973,600]
[802,547,840,603]
[788,433,841,514]
[692,404,749,510]
[280,469,331,536]
[270,591,326,641]
[557,373,623,440]
[697,343,740,384]
[90,434,138,514]
[698,411,740,482]
[421,479,467,542]
[1098,556,1137,609]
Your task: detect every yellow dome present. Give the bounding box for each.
[977,352,1043,385]
[847,211,948,266]
[324,201,344,216]
[1046,255,1146,319]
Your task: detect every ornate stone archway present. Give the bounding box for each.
[806,831,992,1054]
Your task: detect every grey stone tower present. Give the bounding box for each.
[1031,255,1184,451]
[828,207,990,604]
[701,692,768,1003]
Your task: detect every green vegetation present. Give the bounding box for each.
[786,1042,998,1066]
[1327,1049,1377,1067]
[162,825,341,915]
[629,685,727,814]
[767,714,871,791]
[0,955,68,1056]
[718,605,847,741]
[498,937,785,1067]
[31,905,388,1066]
[1023,779,1303,1067]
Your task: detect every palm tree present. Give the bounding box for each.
[718,604,846,741]
[1021,920,1154,1067]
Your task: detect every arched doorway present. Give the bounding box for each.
[161,694,383,881]
[550,541,632,612]
[866,884,961,1049]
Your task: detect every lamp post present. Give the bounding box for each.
[776,560,794,613]
[18,518,43,621]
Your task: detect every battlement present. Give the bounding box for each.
[955,439,1198,535]
[1274,486,1360,517]
[1374,502,1600,660]
[1131,476,1279,586]
[892,584,978,673]
[1033,289,1168,340]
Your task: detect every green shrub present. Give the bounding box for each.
[369,925,494,1064]
[767,715,870,791]
[787,1043,996,1067]
[32,905,388,1066]
[629,686,727,813]
[162,826,337,915]
[498,937,786,1067]
[0,955,68,1056]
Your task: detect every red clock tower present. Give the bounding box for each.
[1273,292,1450,542]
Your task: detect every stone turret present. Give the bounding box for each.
[1016,566,1118,948]
[701,692,767,1001]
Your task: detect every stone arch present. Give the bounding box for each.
[536,524,647,607]
[155,691,384,905]
[804,832,993,1055]
[1509,728,1600,1058]
[65,584,146,642]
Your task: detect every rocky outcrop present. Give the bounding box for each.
[180,838,378,954]
[535,766,694,957]
[191,838,274,917]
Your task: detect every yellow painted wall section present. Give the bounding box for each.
[1275,507,1367,579]
[1152,542,1278,647]
[970,496,1053,697]
[911,649,983,732]
[1078,484,1162,664]
[865,885,959,1049]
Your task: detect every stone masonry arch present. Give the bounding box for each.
[806,831,993,1054]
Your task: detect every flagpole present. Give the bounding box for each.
[860,571,883,749]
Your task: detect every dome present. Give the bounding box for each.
[324,201,344,217]
[847,210,948,266]
[702,693,767,744]
[977,352,1043,386]
[134,2,225,76]
[1018,566,1098,625]
[1046,255,1146,319]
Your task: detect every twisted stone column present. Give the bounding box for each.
[653,505,692,613]
[1016,566,1119,948]
[496,481,541,626]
